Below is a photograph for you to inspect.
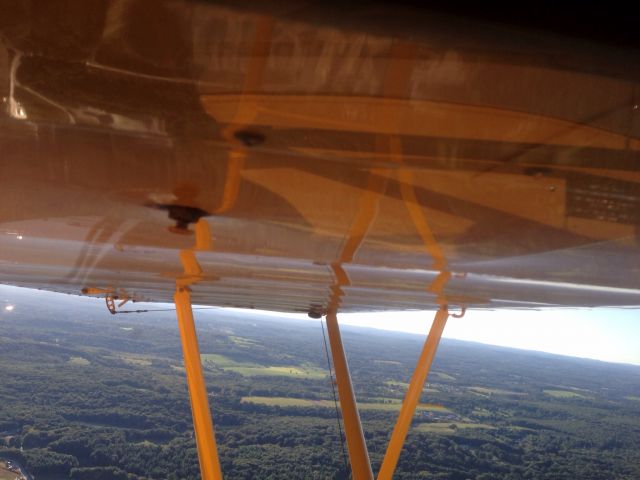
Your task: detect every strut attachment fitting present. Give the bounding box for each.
[451,306,467,318]
[152,204,210,235]
[80,288,135,315]
[104,293,132,315]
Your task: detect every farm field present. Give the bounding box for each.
[241,396,452,412]
[201,353,326,378]
[544,389,589,399]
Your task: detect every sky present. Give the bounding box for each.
[2,285,640,366]
[242,307,640,366]
[336,308,640,366]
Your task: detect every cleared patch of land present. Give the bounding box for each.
[228,336,259,348]
[242,397,326,408]
[241,396,452,412]
[385,380,409,388]
[432,372,456,381]
[508,426,537,432]
[624,396,640,401]
[415,403,451,412]
[117,354,153,367]
[544,389,588,399]
[67,356,90,366]
[472,407,492,418]
[385,380,438,393]
[415,422,495,434]
[202,354,326,379]
[468,386,527,397]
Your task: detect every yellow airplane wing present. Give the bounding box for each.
[1,2,639,313]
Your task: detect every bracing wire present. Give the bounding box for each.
[320,318,351,478]
[111,307,220,315]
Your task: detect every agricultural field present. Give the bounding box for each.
[431,371,456,381]
[544,389,589,399]
[241,396,452,412]
[467,386,527,397]
[415,422,495,434]
[228,336,259,348]
[200,353,326,378]
[67,356,90,366]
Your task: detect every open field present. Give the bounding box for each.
[241,396,452,412]
[67,356,90,366]
[432,372,456,381]
[384,380,438,393]
[544,389,588,399]
[468,386,527,397]
[359,401,450,412]
[385,380,409,388]
[202,354,326,379]
[120,355,153,366]
[228,336,259,347]
[384,380,409,391]
[104,353,155,367]
[415,422,495,434]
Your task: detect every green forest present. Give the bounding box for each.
[1,291,640,479]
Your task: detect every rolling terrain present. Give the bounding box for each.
[1,288,640,479]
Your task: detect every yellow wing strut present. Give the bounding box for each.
[173,218,222,480]
[325,312,374,480]
[377,307,449,479]
[322,39,460,480]
[175,287,223,480]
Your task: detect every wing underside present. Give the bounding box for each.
[0,1,639,312]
